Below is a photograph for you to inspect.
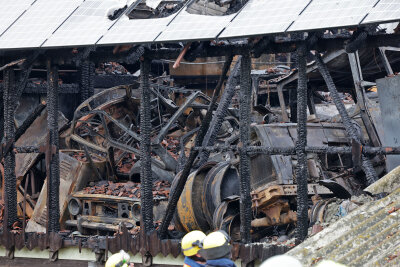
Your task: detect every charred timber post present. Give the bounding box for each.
[295,45,309,242]
[80,61,95,103]
[197,54,236,167]
[139,57,154,233]
[46,61,60,232]
[239,52,252,243]
[159,54,233,238]
[3,68,17,230]
[314,54,378,185]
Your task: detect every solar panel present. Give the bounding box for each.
[155,11,235,42]
[288,0,378,32]
[0,0,83,49]
[219,0,311,39]
[98,15,173,45]
[43,0,124,48]
[362,0,400,24]
[0,0,36,36]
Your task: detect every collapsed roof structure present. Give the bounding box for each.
[1,0,400,266]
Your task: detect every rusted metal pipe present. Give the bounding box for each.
[239,52,252,243]
[295,45,309,242]
[139,57,154,233]
[173,43,191,69]
[46,61,60,232]
[251,210,297,227]
[2,68,17,230]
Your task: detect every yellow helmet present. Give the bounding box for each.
[182,230,206,256]
[202,231,229,249]
[199,231,231,260]
[105,250,130,267]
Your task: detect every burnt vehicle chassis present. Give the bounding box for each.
[1,31,400,265]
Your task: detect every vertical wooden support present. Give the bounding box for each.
[46,61,60,233]
[295,46,309,242]
[80,61,95,103]
[239,52,252,243]
[3,69,17,232]
[139,57,154,233]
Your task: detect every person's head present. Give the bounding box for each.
[199,230,231,260]
[182,230,206,260]
[260,255,302,267]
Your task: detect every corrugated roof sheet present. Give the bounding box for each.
[287,186,400,266]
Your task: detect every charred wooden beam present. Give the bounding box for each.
[194,145,400,156]
[239,51,252,243]
[2,68,17,231]
[139,57,154,233]
[79,61,95,103]
[159,54,233,239]
[46,61,60,233]
[314,54,378,185]
[197,54,236,167]
[295,45,309,242]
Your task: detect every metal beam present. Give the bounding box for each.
[348,52,381,147]
[277,84,289,122]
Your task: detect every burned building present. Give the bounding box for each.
[1,0,400,266]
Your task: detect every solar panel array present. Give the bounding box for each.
[287,0,378,32]
[43,0,122,47]
[1,0,400,50]
[98,16,173,45]
[362,0,400,24]
[219,0,311,39]
[0,0,36,36]
[0,0,83,49]
[156,11,235,42]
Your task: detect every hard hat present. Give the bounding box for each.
[182,230,206,257]
[202,231,229,250]
[260,255,302,267]
[199,231,231,260]
[105,250,130,267]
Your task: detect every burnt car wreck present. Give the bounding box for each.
[1,0,400,266]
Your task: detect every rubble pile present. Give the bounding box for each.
[82,180,171,198]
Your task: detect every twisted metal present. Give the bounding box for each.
[159,55,233,238]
